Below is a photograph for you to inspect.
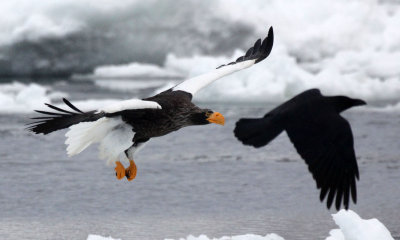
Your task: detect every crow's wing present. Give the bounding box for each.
[286,112,359,210]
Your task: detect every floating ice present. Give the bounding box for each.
[94,79,179,92]
[87,234,121,240]
[88,210,394,240]
[2,0,398,103]
[77,0,400,105]
[165,234,285,240]
[0,81,124,114]
[221,0,400,60]
[90,62,183,79]
[78,62,182,92]
[62,99,121,112]
[1,0,399,78]
[0,82,66,114]
[2,0,400,108]
[94,47,400,108]
[325,209,394,240]
[86,233,285,240]
[155,48,400,104]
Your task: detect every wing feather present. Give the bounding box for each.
[172,27,274,96]
[98,99,162,114]
[286,113,359,210]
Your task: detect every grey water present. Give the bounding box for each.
[0,80,399,240]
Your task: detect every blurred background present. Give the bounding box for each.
[1,0,400,108]
[0,0,399,240]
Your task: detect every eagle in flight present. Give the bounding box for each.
[28,27,274,181]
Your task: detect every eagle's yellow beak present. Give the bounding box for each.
[207,112,225,125]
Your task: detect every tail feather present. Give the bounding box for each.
[65,117,116,156]
[27,98,103,135]
[234,115,284,148]
[65,117,134,164]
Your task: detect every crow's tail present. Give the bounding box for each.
[27,98,104,135]
[234,115,284,148]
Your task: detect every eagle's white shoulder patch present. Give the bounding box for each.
[98,99,161,114]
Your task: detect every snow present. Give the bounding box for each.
[326,210,394,240]
[88,210,394,240]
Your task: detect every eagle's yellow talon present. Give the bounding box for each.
[125,159,137,181]
[115,161,125,180]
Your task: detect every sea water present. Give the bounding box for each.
[0,80,399,240]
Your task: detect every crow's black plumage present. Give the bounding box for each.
[234,89,366,210]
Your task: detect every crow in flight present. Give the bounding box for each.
[234,89,366,210]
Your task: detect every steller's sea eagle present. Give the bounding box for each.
[28,27,274,181]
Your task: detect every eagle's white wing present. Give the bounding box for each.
[98,99,161,114]
[66,99,161,163]
[173,27,274,96]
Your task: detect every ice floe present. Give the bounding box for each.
[89,40,400,104]
[94,79,179,92]
[87,234,121,240]
[159,49,400,104]
[87,210,394,240]
[1,0,400,78]
[90,62,183,79]
[165,234,285,240]
[326,209,394,240]
[0,82,66,114]
[0,81,123,114]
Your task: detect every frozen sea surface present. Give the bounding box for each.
[0,81,399,240]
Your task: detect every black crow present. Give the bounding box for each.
[234,89,366,210]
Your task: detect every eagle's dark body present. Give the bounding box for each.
[28,89,208,144]
[115,90,206,141]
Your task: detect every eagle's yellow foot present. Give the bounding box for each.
[125,159,137,181]
[115,161,125,180]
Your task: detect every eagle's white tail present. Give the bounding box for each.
[65,117,134,165]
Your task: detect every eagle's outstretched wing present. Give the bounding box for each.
[172,27,274,96]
